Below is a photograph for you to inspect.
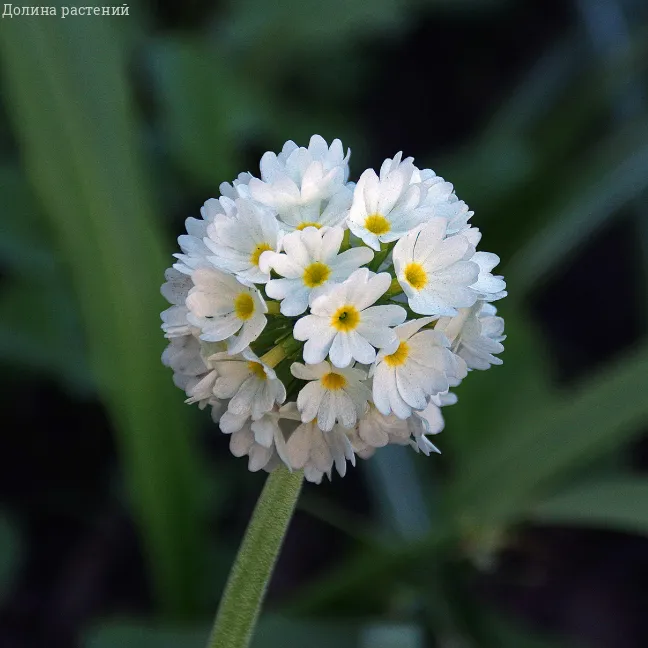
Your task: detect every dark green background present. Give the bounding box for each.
[1,0,647,646]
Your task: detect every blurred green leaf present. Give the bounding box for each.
[0,10,206,618]
[0,276,93,393]
[444,303,553,460]
[477,610,568,648]
[449,342,648,526]
[0,165,56,277]
[85,616,359,648]
[532,476,648,535]
[0,512,20,604]
[86,622,205,648]
[508,118,648,295]
[222,0,408,62]
[147,38,248,191]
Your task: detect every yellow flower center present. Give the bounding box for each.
[247,361,267,380]
[321,372,347,390]
[383,341,410,367]
[296,222,322,231]
[331,305,360,332]
[234,292,255,320]
[249,243,273,267]
[303,261,331,288]
[403,262,427,290]
[364,214,391,235]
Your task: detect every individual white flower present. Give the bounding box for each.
[372,316,466,419]
[162,336,226,409]
[248,403,301,448]
[228,422,277,472]
[410,166,474,235]
[186,267,267,355]
[393,217,479,316]
[227,403,301,472]
[436,302,505,370]
[469,252,507,302]
[162,335,207,388]
[347,153,436,251]
[291,361,370,431]
[219,172,253,200]
[173,198,235,274]
[160,268,193,338]
[357,400,447,456]
[406,391,458,455]
[209,348,286,425]
[249,135,352,231]
[406,413,441,455]
[284,420,356,479]
[204,198,282,284]
[294,268,406,368]
[358,404,412,449]
[413,390,456,434]
[263,226,374,316]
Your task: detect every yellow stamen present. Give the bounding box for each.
[331,305,360,332]
[247,361,267,380]
[234,292,255,320]
[296,222,322,231]
[403,262,427,290]
[364,214,391,235]
[383,341,410,367]
[303,261,331,288]
[321,372,347,390]
[250,243,273,267]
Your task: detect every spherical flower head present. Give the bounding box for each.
[347,153,436,251]
[293,268,407,368]
[393,217,480,316]
[291,361,371,431]
[263,226,374,315]
[161,134,508,481]
[249,135,352,231]
[186,267,267,355]
[372,316,466,419]
[436,302,506,370]
[204,197,282,284]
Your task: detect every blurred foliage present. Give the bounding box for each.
[1,0,647,646]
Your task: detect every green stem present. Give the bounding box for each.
[206,468,304,648]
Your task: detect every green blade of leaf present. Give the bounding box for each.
[0,11,206,618]
[532,476,648,535]
[507,118,648,294]
[449,342,648,526]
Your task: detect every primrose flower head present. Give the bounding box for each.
[161,135,506,483]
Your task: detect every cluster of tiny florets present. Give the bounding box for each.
[161,135,506,483]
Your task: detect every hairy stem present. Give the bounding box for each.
[206,468,304,648]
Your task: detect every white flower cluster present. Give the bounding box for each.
[161,136,506,484]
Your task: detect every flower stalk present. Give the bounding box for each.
[207,467,304,648]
